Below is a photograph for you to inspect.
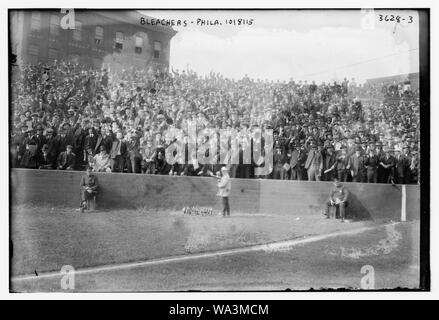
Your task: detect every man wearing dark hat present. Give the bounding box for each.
[273,144,288,180]
[375,141,386,183]
[364,148,379,183]
[304,139,323,181]
[141,137,157,174]
[44,128,58,166]
[95,127,113,155]
[324,177,349,222]
[22,127,38,152]
[57,145,76,170]
[31,112,41,127]
[347,146,367,182]
[14,124,29,166]
[20,141,39,169]
[393,147,411,184]
[55,128,75,162]
[79,166,99,213]
[322,144,337,181]
[288,141,307,180]
[409,150,419,184]
[38,144,54,170]
[110,131,128,173]
[402,146,413,184]
[335,147,349,182]
[84,127,98,159]
[379,146,395,184]
[35,125,47,152]
[127,131,142,174]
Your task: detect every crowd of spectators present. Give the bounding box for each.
[10,59,420,184]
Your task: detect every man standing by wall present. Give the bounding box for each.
[110,132,127,173]
[348,146,367,182]
[217,166,231,217]
[305,140,323,181]
[379,146,395,184]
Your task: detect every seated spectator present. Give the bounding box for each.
[85,147,95,170]
[324,177,349,222]
[57,145,76,170]
[79,166,99,213]
[20,142,39,169]
[93,146,112,172]
[9,59,420,184]
[38,144,54,169]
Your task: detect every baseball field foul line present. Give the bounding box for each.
[11,221,411,282]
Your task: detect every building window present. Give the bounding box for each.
[115,31,124,50]
[28,44,39,64]
[135,36,143,54]
[49,15,60,36]
[48,48,58,61]
[30,12,41,31]
[95,26,104,45]
[73,21,82,41]
[153,41,161,59]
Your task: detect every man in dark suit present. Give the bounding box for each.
[34,125,47,152]
[38,144,54,169]
[72,121,86,170]
[335,147,349,182]
[364,148,379,183]
[84,127,98,159]
[55,128,75,161]
[348,146,367,182]
[375,141,386,183]
[289,142,307,180]
[13,124,29,167]
[22,128,39,153]
[44,128,58,169]
[94,128,113,154]
[322,145,337,181]
[57,145,76,170]
[379,146,395,184]
[305,140,323,181]
[324,177,349,222]
[20,142,39,169]
[79,166,99,213]
[127,132,142,174]
[110,132,127,173]
[273,145,288,180]
[402,146,413,184]
[393,147,411,184]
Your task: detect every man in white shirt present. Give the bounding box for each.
[217,166,231,217]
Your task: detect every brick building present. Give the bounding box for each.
[9,10,177,71]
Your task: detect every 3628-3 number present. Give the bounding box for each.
[378,15,414,23]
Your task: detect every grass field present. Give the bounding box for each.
[10,204,420,292]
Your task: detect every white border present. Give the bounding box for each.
[1,0,437,300]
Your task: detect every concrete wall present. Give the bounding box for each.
[406,184,421,221]
[11,169,420,221]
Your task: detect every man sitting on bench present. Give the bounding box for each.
[79,166,99,212]
[325,177,349,222]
